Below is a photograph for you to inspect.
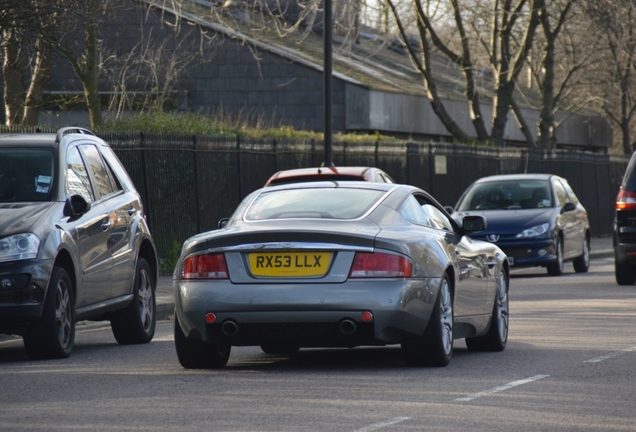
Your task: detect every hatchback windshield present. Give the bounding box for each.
[246,188,386,220]
[0,148,55,202]
[457,180,552,211]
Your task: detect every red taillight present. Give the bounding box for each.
[181,253,228,279]
[617,189,636,210]
[349,252,412,278]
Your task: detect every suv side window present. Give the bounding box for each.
[80,144,117,200]
[66,147,94,202]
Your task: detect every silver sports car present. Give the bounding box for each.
[173,182,509,368]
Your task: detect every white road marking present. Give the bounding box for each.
[585,346,636,363]
[455,374,550,402]
[351,417,411,432]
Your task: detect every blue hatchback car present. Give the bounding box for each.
[451,173,590,276]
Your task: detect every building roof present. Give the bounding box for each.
[142,0,502,103]
[139,0,608,148]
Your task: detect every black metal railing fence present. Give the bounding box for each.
[97,133,627,260]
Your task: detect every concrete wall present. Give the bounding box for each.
[346,84,612,148]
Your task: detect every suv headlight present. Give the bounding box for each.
[0,234,41,262]
[516,223,550,238]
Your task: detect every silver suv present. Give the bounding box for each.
[0,127,157,359]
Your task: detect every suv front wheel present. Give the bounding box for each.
[23,266,75,359]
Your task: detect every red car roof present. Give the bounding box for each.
[265,166,394,186]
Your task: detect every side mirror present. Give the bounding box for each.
[561,202,576,213]
[461,215,487,234]
[65,194,91,217]
[218,218,229,229]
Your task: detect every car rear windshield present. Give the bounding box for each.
[457,180,552,211]
[0,148,55,202]
[246,187,386,220]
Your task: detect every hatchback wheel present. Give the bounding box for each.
[547,237,564,276]
[24,266,75,359]
[402,275,453,367]
[111,257,156,344]
[466,269,509,352]
[174,315,231,369]
[573,237,590,273]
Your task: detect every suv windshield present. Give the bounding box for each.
[0,148,55,202]
[457,180,552,211]
[246,188,386,220]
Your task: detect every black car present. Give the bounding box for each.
[0,127,158,359]
[614,152,636,284]
[451,173,590,276]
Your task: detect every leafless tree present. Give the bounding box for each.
[382,0,544,145]
[0,0,56,126]
[581,0,636,154]
[524,0,587,149]
[106,22,212,119]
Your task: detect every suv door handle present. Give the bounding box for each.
[127,207,136,216]
[101,220,111,231]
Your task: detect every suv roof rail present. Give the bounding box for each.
[55,127,96,143]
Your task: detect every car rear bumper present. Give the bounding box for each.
[614,240,636,263]
[614,216,636,263]
[175,278,441,347]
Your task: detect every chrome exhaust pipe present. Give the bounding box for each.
[221,320,240,336]
[340,319,357,335]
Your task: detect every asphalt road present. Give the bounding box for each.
[1,251,634,432]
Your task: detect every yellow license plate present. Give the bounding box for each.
[248,252,331,277]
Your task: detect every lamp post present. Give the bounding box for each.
[323,0,334,167]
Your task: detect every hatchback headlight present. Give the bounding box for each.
[0,234,41,262]
[516,223,550,238]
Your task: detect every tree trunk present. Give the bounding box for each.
[23,38,51,126]
[511,98,537,147]
[491,0,544,146]
[2,28,25,126]
[491,81,516,145]
[449,0,489,141]
[620,77,634,155]
[538,36,556,149]
[83,22,102,128]
[66,22,102,129]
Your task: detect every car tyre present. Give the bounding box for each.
[174,315,231,369]
[615,260,636,285]
[23,266,75,359]
[260,344,300,354]
[573,236,590,273]
[547,236,564,276]
[401,275,453,367]
[111,257,156,344]
[466,268,509,352]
